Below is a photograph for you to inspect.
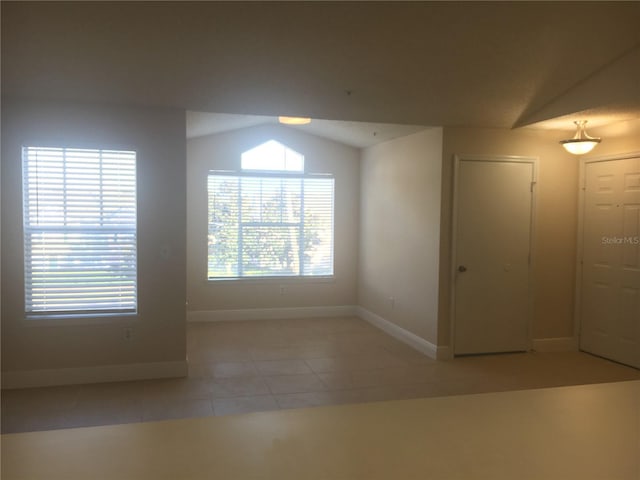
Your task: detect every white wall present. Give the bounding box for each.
[583,118,640,158]
[439,127,578,346]
[186,124,359,315]
[358,128,443,344]
[439,123,640,348]
[1,99,187,380]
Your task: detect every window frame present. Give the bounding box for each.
[21,145,139,320]
[206,170,335,281]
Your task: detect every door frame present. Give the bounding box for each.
[574,151,640,348]
[450,154,538,356]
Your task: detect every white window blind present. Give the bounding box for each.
[208,174,334,278]
[22,147,138,316]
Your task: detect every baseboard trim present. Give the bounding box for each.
[356,307,448,360]
[1,360,188,390]
[188,305,357,322]
[532,337,579,353]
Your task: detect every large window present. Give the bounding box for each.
[22,146,137,316]
[207,141,334,279]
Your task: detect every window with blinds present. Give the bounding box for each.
[22,146,138,316]
[207,141,334,279]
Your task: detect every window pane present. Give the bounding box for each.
[22,147,137,315]
[25,231,137,312]
[240,177,301,224]
[208,176,239,277]
[242,226,300,276]
[241,140,304,172]
[303,178,334,276]
[207,173,333,280]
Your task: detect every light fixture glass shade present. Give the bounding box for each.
[560,120,601,155]
[278,116,311,125]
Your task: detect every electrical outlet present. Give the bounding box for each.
[279,285,286,295]
[389,297,395,309]
[123,327,133,342]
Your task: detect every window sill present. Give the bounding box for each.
[206,276,335,285]
[22,312,139,327]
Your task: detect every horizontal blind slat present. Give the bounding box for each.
[207,173,334,279]
[23,146,138,315]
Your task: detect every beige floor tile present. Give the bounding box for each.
[350,369,402,388]
[355,386,405,403]
[1,406,71,433]
[2,385,80,411]
[345,353,407,371]
[264,374,327,394]
[5,317,640,436]
[208,361,258,378]
[350,367,432,388]
[306,316,365,332]
[141,398,213,422]
[189,346,252,363]
[63,401,143,429]
[317,371,354,390]
[382,344,437,365]
[254,359,312,375]
[210,377,271,398]
[403,364,441,382]
[139,378,212,401]
[249,345,304,361]
[275,390,362,409]
[292,341,343,359]
[80,378,148,394]
[277,327,329,344]
[327,331,386,344]
[353,383,445,403]
[304,356,351,373]
[212,395,279,416]
[335,342,387,356]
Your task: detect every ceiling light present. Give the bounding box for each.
[278,116,311,125]
[560,120,601,155]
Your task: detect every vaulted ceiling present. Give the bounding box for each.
[2,1,639,133]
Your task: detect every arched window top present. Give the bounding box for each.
[241,140,304,173]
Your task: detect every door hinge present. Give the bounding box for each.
[530,181,537,193]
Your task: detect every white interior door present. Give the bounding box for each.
[453,157,535,355]
[580,156,640,368]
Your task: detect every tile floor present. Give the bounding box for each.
[2,316,639,434]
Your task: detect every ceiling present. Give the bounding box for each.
[2,2,639,142]
[186,111,429,148]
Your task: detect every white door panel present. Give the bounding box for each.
[454,159,534,355]
[581,156,640,368]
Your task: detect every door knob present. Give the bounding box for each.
[458,265,467,273]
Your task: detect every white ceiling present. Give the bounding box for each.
[186,111,429,148]
[2,2,639,137]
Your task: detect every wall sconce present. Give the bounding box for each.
[559,120,601,155]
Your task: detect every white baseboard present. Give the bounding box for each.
[356,307,448,360]
[532,337,579,353]
[188,305,357,322]
[1,360,188,390]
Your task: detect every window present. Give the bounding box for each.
[241,140,304,172]
[208,141,334,279]
[22,146,137,316]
